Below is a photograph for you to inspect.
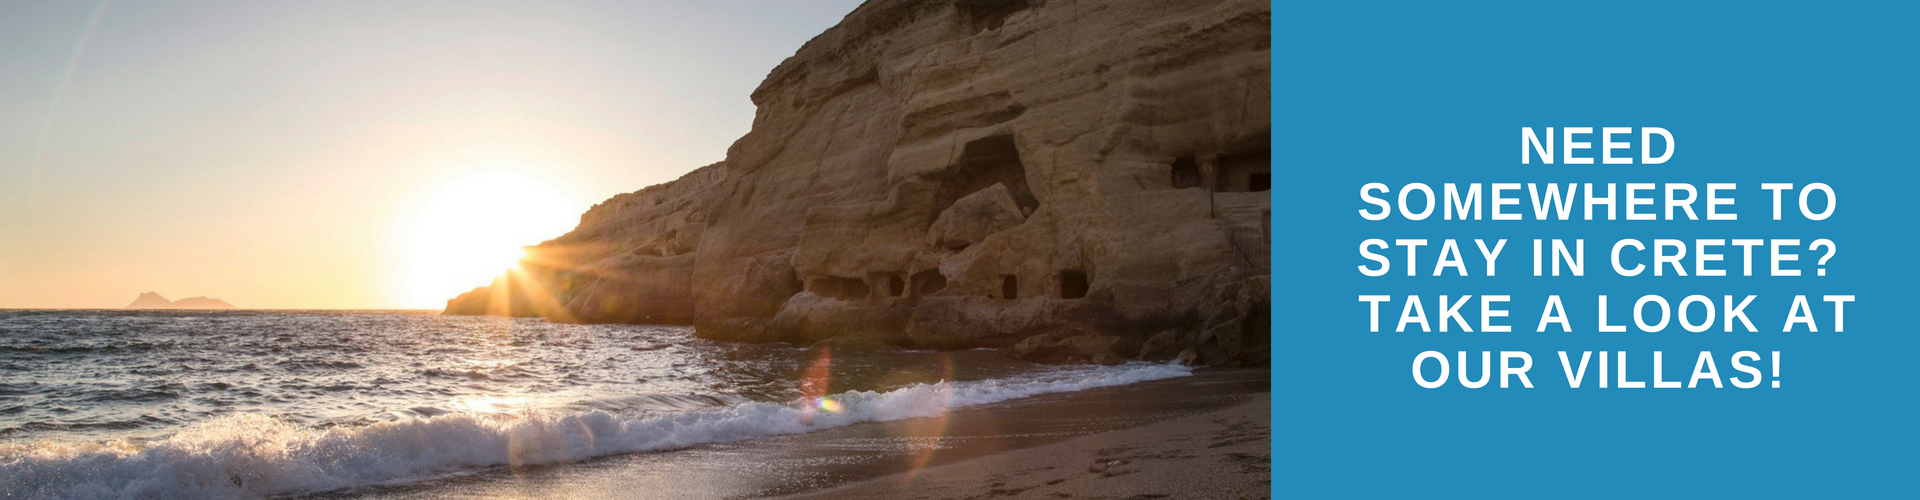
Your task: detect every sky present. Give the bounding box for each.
[0,0,864,309]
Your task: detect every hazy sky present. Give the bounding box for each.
[0,0,864,309]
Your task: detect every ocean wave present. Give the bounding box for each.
[1,342,166,355]
[0,362,1190,500]
[1,415,177,436]
[77,385,183,403]
[284,360,364,371]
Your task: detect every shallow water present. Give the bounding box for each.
[317,368,1269,500]
[0,310,1190,499]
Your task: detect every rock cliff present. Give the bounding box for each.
[445,0,1270,365]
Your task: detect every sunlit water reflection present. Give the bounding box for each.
[0,310,1186,499]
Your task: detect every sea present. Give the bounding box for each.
[0,309,1196,500]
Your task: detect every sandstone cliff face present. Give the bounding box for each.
[446,0,1270,365]
[443,163,725,324]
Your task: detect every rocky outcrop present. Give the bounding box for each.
[126,292,236,310]
[443,163,724,323]
[445,0,1271,365]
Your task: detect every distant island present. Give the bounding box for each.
[126,292,236,310]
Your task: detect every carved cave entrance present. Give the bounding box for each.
[1217,146,1271,193]
[1171,155,1202,189]
[885,274,906,297]
[939,135,1038,216]
[812,277,869,300]
[1058,270,1089,299]
[912,270,947,296]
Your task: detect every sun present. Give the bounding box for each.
[401,170,582,309]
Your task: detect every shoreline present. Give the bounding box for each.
[318,368,1270,500]
[779,393,1272,500]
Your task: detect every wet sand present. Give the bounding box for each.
[310,368,1270,500]
[781,393,1271,500]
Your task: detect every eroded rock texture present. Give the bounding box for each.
[445,0,1271,365]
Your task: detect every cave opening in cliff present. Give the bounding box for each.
[1171,155,1202,189]
[912,270,947,296]
[784,271,806,300]
[885,274,906,297]
[1058,270,1089,299]
[962,0,1030,35]
[1217,147,1271,193]
[939,135,1039,216]
[812,277,870,300]
[1000,275,1019,300]
[1242,304,1271,354]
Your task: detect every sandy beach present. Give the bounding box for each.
[780,393,1272,500]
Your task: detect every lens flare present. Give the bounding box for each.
[798,346,833,425]
[899,352,957,484]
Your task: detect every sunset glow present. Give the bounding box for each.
[401,170,582,309]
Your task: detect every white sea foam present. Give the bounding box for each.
[0,362,1189,500]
